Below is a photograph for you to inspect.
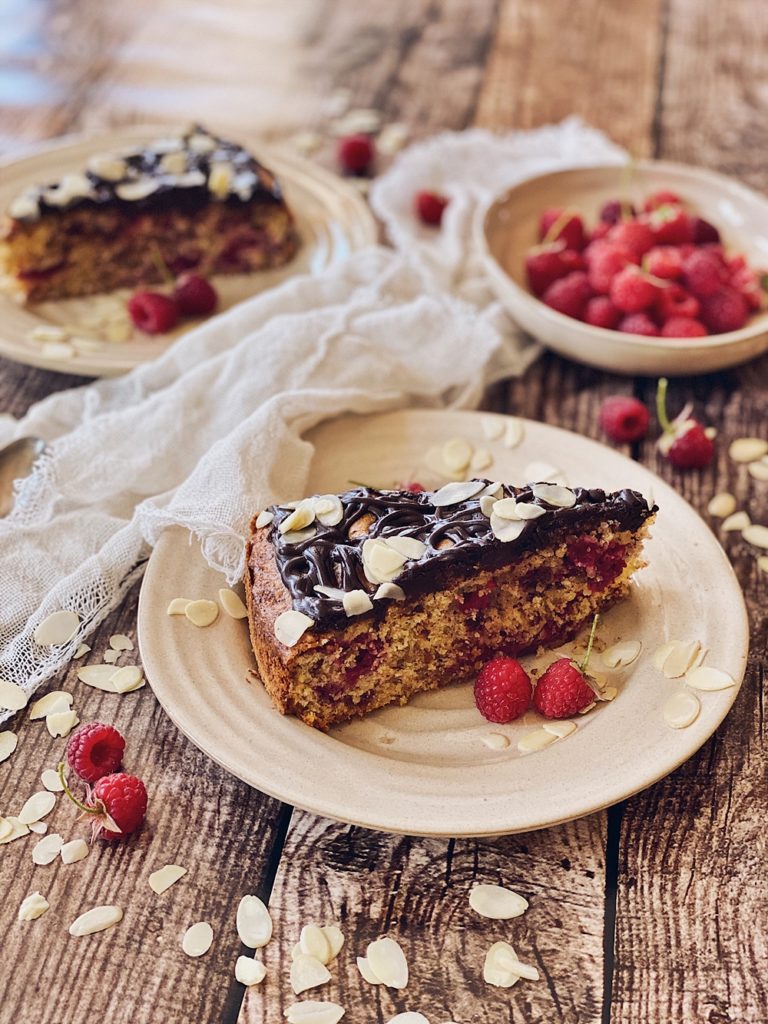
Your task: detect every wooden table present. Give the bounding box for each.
[1,2,766,1021]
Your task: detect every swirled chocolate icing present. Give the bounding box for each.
[262,481,656,626]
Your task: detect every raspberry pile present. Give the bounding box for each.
[525,191,766,337]
[127,271,218,335]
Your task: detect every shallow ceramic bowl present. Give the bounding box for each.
[479,161,768,376]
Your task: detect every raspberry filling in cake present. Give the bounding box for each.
[244,480,656,730]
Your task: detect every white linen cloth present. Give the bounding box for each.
[0,118,625,712]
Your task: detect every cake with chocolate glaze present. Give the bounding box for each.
[244,478,657,731]
[0,125,299,303]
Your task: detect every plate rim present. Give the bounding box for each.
[137,409,751,837]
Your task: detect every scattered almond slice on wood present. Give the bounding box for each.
[742,524,768,549]
[663,691,701,729]
[322,925,344,961]
[483,940,539,987]
[291,953,332,994]
[469,883,528,920]
[28,821,48,834]
[721,511,751,532]
[218,588,248,619]
[32,833,64,865]
[18,891,50,921]
[0,816,29,844]
[148,864,187,894]
[46,710,79,738]
[19,791,56,824]
[235,955,266,986]
[30,691,73,720]
[33,610,79,646]
[1,816,17,839]
[182,921,214,957]
[70,905,123,936]
[748,461,768,481]
[110,666,143,693]
[103,649,120,664]
[0,678,27,711]
[237,894,273,948]
[707,492,737,518]
[728,437,768,463]
[73,643,91,659]
[77,665,118,692]
[757,555,768,574]
[356,956,382,985]
[109,634,133,651]
[300,924,332,964]
[387,1014,429,1024]
[366,937,408,990]
[60,839,89,864]
[0,731,18,763]
[284,1001,346,1024]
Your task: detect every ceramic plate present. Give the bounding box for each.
[0,126,376,377]
[480,161,768,375]
[137,410,749,837]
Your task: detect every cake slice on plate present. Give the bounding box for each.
[0,125,299,303]
[244,479,657,730]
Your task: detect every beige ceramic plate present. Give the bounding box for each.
[480,161,768,375]
[138,410,749,837]
[0,126,376,377]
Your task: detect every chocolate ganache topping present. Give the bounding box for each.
[262,480,656,626]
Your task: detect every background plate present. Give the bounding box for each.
[138,410,749,837]
[0,126,376,377]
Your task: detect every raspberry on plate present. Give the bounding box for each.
[610,266,658,313]
[533,658,595,719]
[174,273,218,316]
[542,270,593,319]
[337,133,375,175]
[538,207,586,250]
[66,722,125,783]
[660,316,708,338]
[618,312,659,336]
[474,657,532,724]
[415,190,449,226]
[698,287,749,333]
[599,395,650,442]
[127,291,179,334]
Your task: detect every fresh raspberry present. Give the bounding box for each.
[610,266,658,312]
[682,249,724,298]
[667,422,715,468]
[608,220,655,258]
[587,244,636,294]
[66,723,125,783]
[538,208,586,250]
[474,658,532,723]
[599,199,636,224]
[643,190,681,212]
[127,291,179,334]
[698,287,749,333]
[405,481,425,492]
[656,282,700,321]
[585,296,621,329]
[618,312,659,336]
[525,243,584,296]
[729,265,764,311]
[645,246,683,281]
[415,190,448,226]
[337,134,375,174]
[648,204,693,245]
[174,273,218,316]
[691,216,721,245]
[589,221,612,243]
[542,271,593,319]
[533,658,595,718]
[660,316,708,338]
[91,773,148,842]
[599,395,650,442]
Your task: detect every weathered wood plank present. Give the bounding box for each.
[0,582,287,1024]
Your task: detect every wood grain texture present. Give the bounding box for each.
[473,0,664,154]
[0,583,286,1024]
[241,812,607,1024]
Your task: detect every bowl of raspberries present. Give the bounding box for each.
[480,162,768,374]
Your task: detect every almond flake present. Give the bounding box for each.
[167,598,193,615]
[492,943,540,982]
[469,883,528,920]
[29,325,68,344]
[531,483,576,508]
[19,791,56,824]
[481,415,505,441]
[103,650,120,664]
[282,527,318,544]
[73,643,91,659]
[524,461,565,485]
[42,340,75,360]
[366,937,408,990]
[109,634,133,652]
[743,524,768,549]
[728,437,768,463]
[110,666,143,693]
[373,582,405,601]
[300,924,332,964]
[46,710,79,737]
[76,665,117,691]
[758,555,768,574]
[0,817,13,840]
[707,492,737,518]
[0,678,27,711]
[314,585,345,600]
[255,510,274,528]
[503,418,525,449]
[513,502,546,520]
[602,685,618,701]
[280,503,316,534]
[218,588,248,619]
[685,666,736,691]
[480,481,504,498]
[313,495,344,527]
[19,891,49,921]
[322,925,345,960]
[69,905,123,937]
[490,514,526,543]
[148,863,187,894]
[542,720,577,738]
[60,839,89,864]
[237,894,272,948]
[471,448,493,472]
[0,816,29,845]
[748,461,768,481]
[291,953,331,994]
[722,511,751,532]
[385,535,427,560]
[362,539,407,584]
[116,179,159,202]
[387,1015,429,1024]
[274,610,314,648]
[356,956,382,985]
[0,731,18,762]
[663,691,701,729]
[284,1001,346,1024]
[479,495,496,518]
[658,640,703,678]
[601,640,642,669]
[342,590,372,617]
[182,921,213,957]
[492,498,521,521]
[32,833,64,864]
[30,691,72,720]
[235,955,266,986]
[431,479,485,507]
[481,732,510,750]
[33,610,79,646]
[483,941,521,988]
[28,821,48,834]
[517,729,558,754]
[185,599,219,628]
[377,122,409,155]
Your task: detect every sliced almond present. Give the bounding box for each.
[531,482,576,508]
[33,610,79,646]
[69,905,123,937]
[728,437,768,463]
[658,640,703,678]
[0,816,29,844]
[524,461,565,485]
[602,685,618,701]
[362,539,407,583]
[479,495,496,518]
[18,891,49,921]
[707,492,737,518]
[149,863,187,894]
[46,710,79,737]
[284,1001,346,1024]
[29,691,72,720]
[366,937,408,990]
[481,415,505,441]
[237,894,272,948]
[167,598,192,615]
[322,925,345,961]
[490,514,526,543]
[542,720,577,738]
[483,941,521,988]
[0,678,27,712]
[109,634,133,652]
[503,417,525,449]
[685,666,736,691]
[492,497,521,521]
[373,582,405,601]
[103,649,120,664]
[386,1015,429,1024]
[185,599,219,627]
[19,790,56,824]
[32,833,64,865]
[758,555,768,574]
[469,883,528,920]
[28,821,48,834]
[721,511,751,532]
[77,665,118,691]
[182,921,213,957]
[218,588,248,619]
[385,535,427,560]
[0,731,18,763]
[431,479,485,507]
[742,524,768,549]
[73,644,91,659]
[442,437,473,474]
[492,943,540,982]
[471,448,493,472]
[748,461,768,481]
[282,527,318,545]
[291,953,332,994]
[356,956,382,985]
[313,495,344,527]
[300,924,332,964]
[274,610,314,648]
[110,666,143,693]
[235,955,266,986]
[513,501,546,520]
[255,510,274,528]
[481,732,510,750]
[663,691,701,728]
[601,640,642,669]
[517,729,558,754]
[280,503,316,535]
[60,839,89,864]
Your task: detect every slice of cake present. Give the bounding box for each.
[0,125,299,303]
[244,479,657,730]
